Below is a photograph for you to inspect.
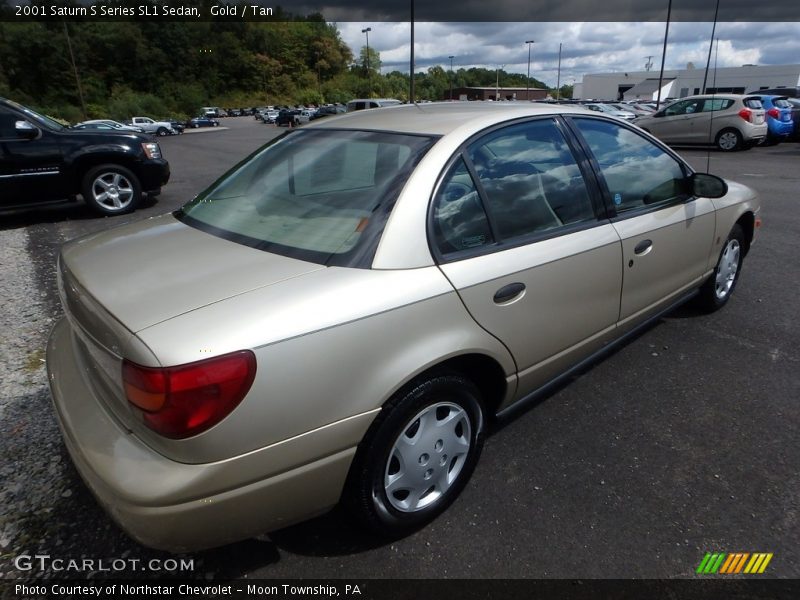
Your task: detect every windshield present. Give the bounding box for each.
[177,128,436,267]
[5,99,65,131]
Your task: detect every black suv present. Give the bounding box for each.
[1,98,170,215]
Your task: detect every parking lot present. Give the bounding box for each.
[1,116,797,581]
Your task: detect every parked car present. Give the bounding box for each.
[47,101,760,551]
[634,94,767,151]
[201,106,225,118]
[750,95,794,145]
[583,103,637,120]
[0,97,169,214]
[164,119,185,134]
[187,115,220,128]
[261,109,280,124]
[75,119,145,133]
[784,97,800,141]
[607,103,652,117]
[750,87,799,99]
[346,98,403,112]
[129,116,176,137]
[314,104,347,119]
[275,109,301,126]
[229,108,242,117]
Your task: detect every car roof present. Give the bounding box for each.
[308,101,583,136]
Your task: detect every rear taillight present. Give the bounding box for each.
[767,108,780,119]
[122,351,256,439]
[738,108,753,123]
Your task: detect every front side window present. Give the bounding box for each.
[664,99,703,116]
[572,118,690,213]
[178,129,435,266]
[466,119,596,241]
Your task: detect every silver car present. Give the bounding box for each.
[48,102,760,551]
[634,94,768,151]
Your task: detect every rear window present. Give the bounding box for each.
[743,98,764,109]
[773,98,792,109]
[177,129,435,267]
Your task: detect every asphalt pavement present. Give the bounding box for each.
[1,117,797,581]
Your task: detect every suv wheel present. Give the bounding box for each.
[81,164,142,215]
[156,127,168,136]
[716,128,742,152]
[345,374,485,537]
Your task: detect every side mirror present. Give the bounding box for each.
[691,172,728,198]
[15,120,39,139]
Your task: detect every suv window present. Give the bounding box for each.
[0,106,18,138]
[465,119,596,241]
[743,98,764,109]
[572,118,690,213]
[701,98,734,112]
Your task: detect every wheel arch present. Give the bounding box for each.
[735,211,755,257]
[68,153,141,188]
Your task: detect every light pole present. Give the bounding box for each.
[448,55,454,100]
[525,40,535,100]
[556,43,562,101]
[362,27,372,97]
[495,64,505,101]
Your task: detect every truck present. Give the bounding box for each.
[129,116,176,136]
[1,97,170,215]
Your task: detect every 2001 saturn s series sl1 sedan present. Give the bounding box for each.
[47,102,760,551]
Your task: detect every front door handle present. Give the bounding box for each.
[634,239,653,255]
[493,282,526,304]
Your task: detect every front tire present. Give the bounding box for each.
[81,164,142,215]
[697,224,745,312]
[345,374,485,537]
[156,127,168,136]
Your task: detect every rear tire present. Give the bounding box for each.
[344,374,485,537]
[716,128,742,152]
[156,127,168,136]
[697,224,745,312]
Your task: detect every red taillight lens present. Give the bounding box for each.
[122,351,256,439]
[767,108,780,119]
[738,108,753,122]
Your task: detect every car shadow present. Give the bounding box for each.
[0,195,158,231]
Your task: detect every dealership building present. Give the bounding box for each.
[574,64,800,101]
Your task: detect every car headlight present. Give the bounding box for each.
[142,142,162,159]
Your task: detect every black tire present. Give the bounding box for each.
[716,128,743,152]
[81,164,142,215]
[344,373,486,537]
[192,123,199,128]
[212,122,219,127]
[697,224,745,312]
[156,127,168,136]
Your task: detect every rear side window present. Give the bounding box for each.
[178,129,435,266]
[701,98,734,112]
[572,118,690,213]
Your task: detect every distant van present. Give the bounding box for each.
[346,98,403,112]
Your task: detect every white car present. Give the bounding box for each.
[584,103,637,120]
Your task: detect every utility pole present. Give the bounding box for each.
[63,20,87,120]
[702,0,720,94]
[409,1,415,103]
[656,0,672,108]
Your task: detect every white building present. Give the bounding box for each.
[576,64,800,101]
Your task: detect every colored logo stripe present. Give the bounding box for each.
[697,552,773,574]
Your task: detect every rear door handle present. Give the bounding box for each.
[493,282,526,304]
[634,239,653,255]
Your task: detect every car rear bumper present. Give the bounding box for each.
[46,317,357,552]
[767,120,793,136]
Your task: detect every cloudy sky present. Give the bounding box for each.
[335,21,800,87]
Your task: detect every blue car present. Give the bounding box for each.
[754,95,794,145]
[187,116,220,128]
